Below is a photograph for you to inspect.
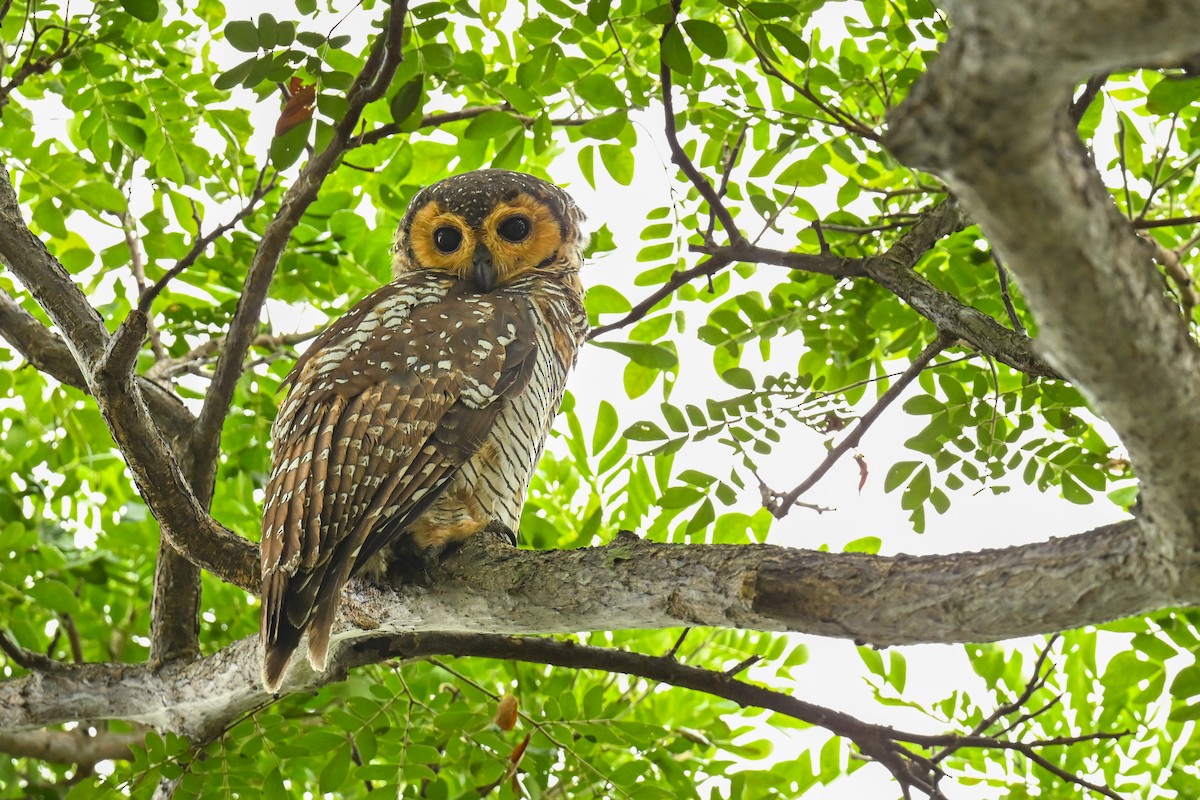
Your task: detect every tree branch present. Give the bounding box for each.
[659,3,745,247]
[140,1,408,662]
[762,332,954,517]
[886,0,1200,575]
[350,106,620,150]
[0,729,142,765]
[189,0,409,492]
[0,603,1135,797]
[0,290,196,443]
[138,167,276,315]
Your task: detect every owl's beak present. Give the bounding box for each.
[472,244,496,292]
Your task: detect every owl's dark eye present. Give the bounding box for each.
[497,215,532,243]
[433,226,463,253]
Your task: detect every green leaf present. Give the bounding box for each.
[269,118,311,170]
[120,0,159,21]
[585,284,631,317]
[843,536,881,554]
[593,341,677,369]
[576,75,627,109]
[225,20,260,52]
[767,24,809,60]
[390,74,426,128]
[592,400,618,453]
[319,744,351,793]
[661,26,694,75]
[721,367,755,389]
[27,579,80,615]
[1146,76,1200,115]
[624,421,668,441]
[681,19,728,58]
[463,111,522,141]
[111,120,147,150]
[884,461,920,492]
[257,13,280,49]
[598,143,634,185]
[1061,474,1092,505]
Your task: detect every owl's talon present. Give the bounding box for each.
[482,519,518,547]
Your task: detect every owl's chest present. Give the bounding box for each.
[440,314,570,530]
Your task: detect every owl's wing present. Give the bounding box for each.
[260,274,537,691]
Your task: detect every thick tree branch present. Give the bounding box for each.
[142,1,408,662]
[5,517,1173,743]
[1,519,1147,799]
[886,0,1200,575]
[0,167,254,603]
[0,290,196,444]
[0,166,109,366]
[0,729,142,765]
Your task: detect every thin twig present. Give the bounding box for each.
[116,211,165,360]
[932,634,1061,763]
[138,167,276,314]
[350,106,619,149]
[993,251,1026,334]
[586,254,733,340]
[0,629,61,671]
[658,2,745,246]
[722,654,761,678]
[665,628,691,661]
[764,332,955,518]
[1069,73,1107,127]
[733,12,880,142]
[1134,213,1200,229]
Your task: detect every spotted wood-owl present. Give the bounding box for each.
[260,170,588,691]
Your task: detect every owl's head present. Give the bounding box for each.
[392,169,587,291]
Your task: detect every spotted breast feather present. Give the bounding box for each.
[260,271,552,691]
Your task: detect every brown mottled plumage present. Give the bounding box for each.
[260,170,587,691]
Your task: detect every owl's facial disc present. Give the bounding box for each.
[403,185,568,289]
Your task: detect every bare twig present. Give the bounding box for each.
[659,3,745,246]
[722,654,761,677]
[665,628,691,660]
[0,629,62,671]
[1134,213,1200,229]
[1069,73,1107,127]
[993,251,1026,334]
[763,332,954,518]
[138,167,276,314]
[932,634,1060,763]
[350,106,620,150]
[116,210,165,360]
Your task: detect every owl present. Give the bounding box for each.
[259,169,588,692]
